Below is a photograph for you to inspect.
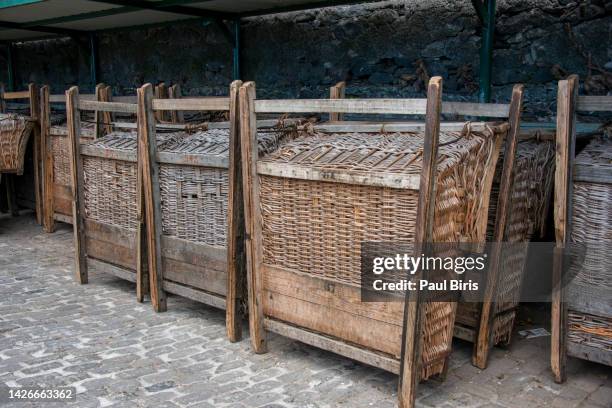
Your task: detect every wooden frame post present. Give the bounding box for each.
[551,75,578,384]
[329,81,346,121]
[28,83,42,225]
[398,77,442,408]
[138,83,167,312]
[473,83,524,369]
[94,83,105,139]
[40,85,55,233]
[226,79,245,342]
[136,113,149,304]
[66,86,88,284]
[154,82,168,123]
[240,81,267,353]
[168,84,184,124]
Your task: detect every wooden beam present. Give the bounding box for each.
[254,98,428,115]
[79,100,137,113]
[40,85,55,233]
[226,79,244,342]
[551,75,578,384]
[152,97,230,111]
[398,76,443,408]
[576,95,612,112]
[66,86,88,284]
[137,83,167,312]
[168,84,184,123]
[94,83,105,139]
[329,81,346,121]
[240,81,267,353]
[473,83,524,369]
[29,83,42,225]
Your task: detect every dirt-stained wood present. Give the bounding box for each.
[66,86,88,284]
[40,85,55,233]
[399,76,442,408]
[473,84,525,370]
[138,83,167,312]
[240,81,267,353]
[551,75,578,384]
[226,80,245,342]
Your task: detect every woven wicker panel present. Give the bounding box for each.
[569,139,611,313]
[158,129,289,247]
[50,123,96,187]
[82,132,140,230]
[260,129,500,287]
[568,311,612,352]
[491,141,555,313]
[0,115,34,174]
[258,127,502,378]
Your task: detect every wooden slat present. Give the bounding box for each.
[567,340,612,366]
[226,79,244,342]
[79,100,137,113]
[265,318,400,374]
[567,286,612,317]
[88,258,136,282]
[577,95,612,112]
[157,152,228,168]
[473,84,524,370]
[168,84,185,124]
[49,93,96,103]
[87,237,136,271]
[240,81,267,353]
[551,75,578,384]
[163,281,226,310]
[154,82,169,122]
[152,97,230,111]
[441,101,510,117]
[53,213,72,224]
[30,83,42,225]
[257,162,420,189]
[94,83,105,139]
[66,86,88,284]
[84,219,136,248]
[263,264,403,326]
[312,121,489,133]
[40,85,55,233]
[399,76,442,408]
[162,257,227,296]
[453,325,476,343]
[161,235,227,272]
[573,164,612,184]
[136,111,149,303]
[4,90,29,99]
[80,145,136,162]
[329,81,346,121]
[254,98,428,115]
[138,83,167,312]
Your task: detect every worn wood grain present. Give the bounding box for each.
[66,86,88,284]
[240,82,267,353]
[40,85,55,233]
[138,83,167,312]
[473,84,524,370]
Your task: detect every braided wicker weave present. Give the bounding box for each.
[50,123,95,187]
[258,125,505,379]
[567,138,611,359]
[158,128,289,247]
[455,139,555,345]
[0,114,35,174]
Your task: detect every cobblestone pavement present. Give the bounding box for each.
[1,213,610,408]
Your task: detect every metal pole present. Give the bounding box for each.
[478,0,496,103]
[89,33,99,90]
[7,42,15,91]
[232,19,241,80]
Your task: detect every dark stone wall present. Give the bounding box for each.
[1,0,610,120]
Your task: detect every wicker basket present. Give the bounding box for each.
[50,123,95,189]
[0,114,35,174]
[566,138,611,365]
[456,139,555,345]
[257,125,504,379]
